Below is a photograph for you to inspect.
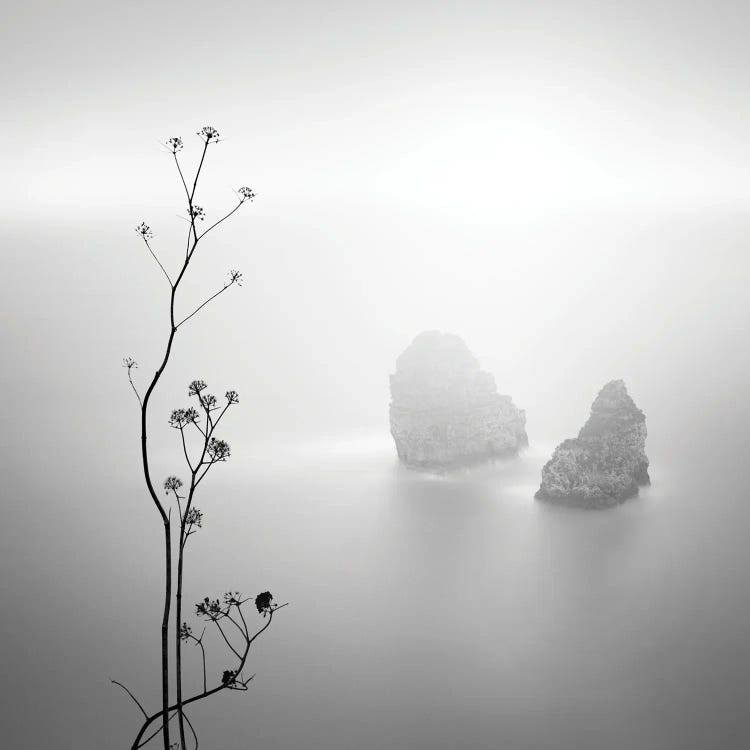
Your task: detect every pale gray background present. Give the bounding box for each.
[2,2,750,749]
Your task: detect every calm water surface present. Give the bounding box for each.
[182,433,750,750]
[4,428,750,749]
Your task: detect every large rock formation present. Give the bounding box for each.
[389,331,527,469]
[535,380,649,508]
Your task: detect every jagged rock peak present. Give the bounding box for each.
[389,331,527,470]
[536,380,649,508]
[579,380,645,439]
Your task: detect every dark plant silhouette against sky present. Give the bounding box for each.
[115,128,286,750]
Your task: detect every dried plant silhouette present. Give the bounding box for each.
[116,127,286,750]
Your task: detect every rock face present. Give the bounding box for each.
[389,331,527,469]
[536,380,650,508]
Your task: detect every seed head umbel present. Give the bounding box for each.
[221,669,237,686]
[200,393,218,410]
[188,380,208,397]
[207,438,230,461]
[164,476,183,493]
[255,591,273,615]
[197,126,220,143]
[168,408,187,428]
[196,596,222,619]
[135,222,153,240]
[185,508,203,528]
[183,406,200,424]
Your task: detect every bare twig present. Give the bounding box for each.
[123,359,143,408]
[179,427,194,474]
[184,710,199,750]
[175,280,237,329]
[137,711,178,748]
[213,619,242,660]
[237,605,249,639]
[224,612,249,643]
[186,630,208,694]
[197,201,243,242]
[143,239,174,286]
[190,141,209,202]
[111,679,148,719]
[173,153,191,203]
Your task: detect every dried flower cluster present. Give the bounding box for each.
[168,407,200,428]
[221,670,238,687]
[200,393,218,410]
[195,597,223,620]
[135,222,153,240]
[255,591,274,615]
[167,137,183,153]
[178,623,192,641]
[188,380,208,397]
[238,186,255,202]
[223,591,242,606]
[197,126,220,143]
[164,476,183,493]
[185,508,203,528]
[207,438,231,462]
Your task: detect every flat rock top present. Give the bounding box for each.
[391,331,496,408]
[394,330,479,380]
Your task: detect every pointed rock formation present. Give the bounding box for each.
[389,331,527,469]
[536,380,650,508]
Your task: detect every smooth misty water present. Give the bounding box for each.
[5,423,750,749]
[165,433,750,750]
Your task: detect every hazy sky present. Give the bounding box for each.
[4,1,750,216]
[3,1,750,432]
[3,3,750,749]
[2,0,749,449]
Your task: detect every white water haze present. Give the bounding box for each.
[2,2,750,748]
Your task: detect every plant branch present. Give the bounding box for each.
[224,612,249,643]
[213,619,242,659]
[190,141,209,203]
[137,711,178,749]
[125,365,143,408]
[131,605,287,748]
[127,128,260,750]
[197,201,243,242]
[173,153,191,203]
[189,420,206,438]
[187,631,208,694]
[175,281,236,329]
[179,427,194,474]
[237,606,249,639]
[143,239,174,286]
[184,710,199,750]
[112,679,148,719]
